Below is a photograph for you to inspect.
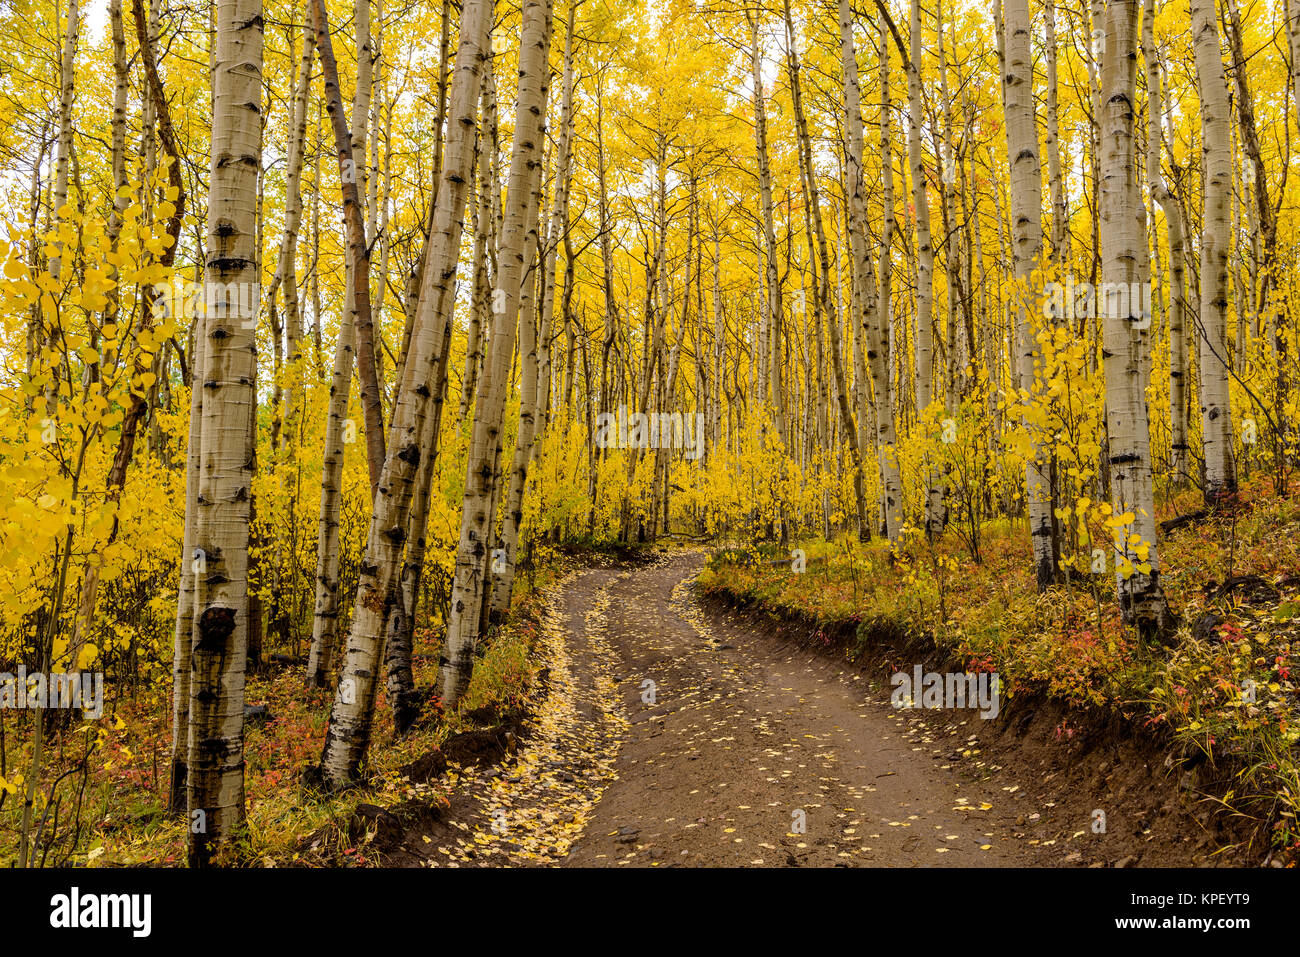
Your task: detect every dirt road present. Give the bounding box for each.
[555,551,1040,866]
[405,550,1217,868]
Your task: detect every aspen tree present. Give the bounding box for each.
[1190,0,1238,503]
[460,68,498,421]
[786,0,864,536]
[47,0,78,284]
[1291,0,1300,125]
[386,57,499,736]
[1099,0,1172,635]
[842,0,901,541]
[70,0,188,681]
[304,0,379,688]
[1001,0,1058,589]
[882,0,942,535]
[493,1,579,620]
[748,6,786,448]
[185,0,262,866]
[1044,0,1069,265]
[269,9,315,443]
[318,0,496,781]
[442,0,555,707]
[1141,0,1191,483]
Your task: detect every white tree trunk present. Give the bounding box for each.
[1099,0,1172,635]
[1142,0,1191,483]
[1190,0,1238,502]
[441,0,555,708]
[186,0,262,865]
[491,4,577,619]
[1002,0,1057,588]
[317,0,495,784]
[841,0,900,541]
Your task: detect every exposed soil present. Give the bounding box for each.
[385,550,1261,867]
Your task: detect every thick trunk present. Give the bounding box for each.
[186,0,262,866]
[1099,0,1172,636]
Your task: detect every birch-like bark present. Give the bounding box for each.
[1190,0,1238,503]
[903,0,941,533]
[48,0,79,284]
[936,0,962,407]
[749,8,786,447]
[186,0,262,866]
[1002,0,1057,589]
[441,0,554,708]
[1142,0,1190,482]
[1290,0,1300,126]
[72,0,188,680]
[270,11,315,444]
[491,3,577,620]
[1045,0,1069,265]
[384,49,487,737]
[320,0,383,491]
[787,0,865,535]
[459,70,497,420]
[317,0,493,784]
[107,0,128,243]
[1099,0,1172,635]
[843,0,900,540]
[485,154,544,613]
[303,0,378,688]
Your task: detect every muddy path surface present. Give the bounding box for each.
[405,551,1219,868]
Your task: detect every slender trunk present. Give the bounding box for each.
[1002,0,1057,589]
[749,9,786,448]
[459,70,496,420]
[440,0,554,709]
[316,0,384,494]
[1045,0,1069,264]
[1142,0,1191,483]
[491,3,577,620]
[273,11,315,446]
[317,0,493,785]
[841,0,900,540]
[48,0,79,283]
[1190,0,1237,502]
[303,0,379,687]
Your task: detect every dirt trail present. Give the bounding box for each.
[405,551,1217,867]
[558,551,1036,866]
